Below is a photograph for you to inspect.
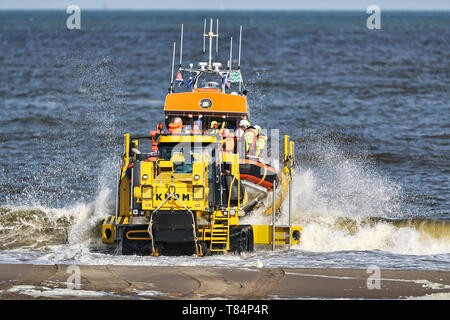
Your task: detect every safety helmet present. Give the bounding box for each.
[254,125,261,134]
[173,117,182,124]
[239,119,250,129]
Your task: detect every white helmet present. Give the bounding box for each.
[254,125,261,134]
[239,119,250,129]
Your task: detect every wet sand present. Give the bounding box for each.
[0,264,449,300]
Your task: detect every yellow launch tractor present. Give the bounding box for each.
[101,19,301,256]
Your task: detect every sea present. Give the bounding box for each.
[0,10,449,270]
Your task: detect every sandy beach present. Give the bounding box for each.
[0,264,448,300]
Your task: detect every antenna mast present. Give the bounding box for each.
[238,25,242,68]
[203,18,219,70]
[238,25,243,92]
[229,37,233,70]
[179,24,184,66]
[170,41,176,93]
[203,18,206,53]
[208,18,213,68]
[216,19,219,53]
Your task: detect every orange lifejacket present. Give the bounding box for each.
[150,129,164,151]
[244,127,258,156]
[223,130,235,154]
[168,122,183,134]
[255,135,267,157]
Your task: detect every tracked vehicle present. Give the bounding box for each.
[101,19,302,256]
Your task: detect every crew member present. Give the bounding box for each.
[192,122,202,134]
[168,117,183,134]
[206,121,220,136]
[254,125,267,159]
[182,125,191,134]
[236,119,250,156]
[222,128,235,154]
[149,123,165,151]
[244,122,258,157]
[237,119,249,139]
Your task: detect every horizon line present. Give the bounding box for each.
[1,8,449,12]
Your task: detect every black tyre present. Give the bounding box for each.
[229,225,254,254]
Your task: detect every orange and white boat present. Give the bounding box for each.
[161,19,286,212]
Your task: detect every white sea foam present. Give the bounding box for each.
[269,151,450,256]
[404,292,450,300]
[6,285,110,298]
[0,139,449,269]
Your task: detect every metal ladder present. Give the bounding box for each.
[210,211,230,252]
[272,135,295,251]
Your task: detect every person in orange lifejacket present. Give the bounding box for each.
[168,117,183,134]
[243,122,258,157]
[149,123,165,152]
[222,128,235,154]
[254,125,267,158]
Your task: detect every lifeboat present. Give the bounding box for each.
[240,156,277,187]
[100,19,301,256]
[239,158,279,210]
[160,20,294,214]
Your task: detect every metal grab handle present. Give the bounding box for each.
[272,179,276,251]
[147,189,199,256]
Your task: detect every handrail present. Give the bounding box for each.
[227,174,236,214]
[272,179,276,251]
[147,186,199,256]
[272,135,294,250]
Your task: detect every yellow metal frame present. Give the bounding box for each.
[252,225,302,246]
[102,215,129,244]
[102,132,303,253]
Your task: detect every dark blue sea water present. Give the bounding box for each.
[0,10,448,269]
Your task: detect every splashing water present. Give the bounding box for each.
[272,141,450,256]
[0,141,449,268]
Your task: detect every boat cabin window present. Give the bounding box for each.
[166,116,239,133]
[159,142,217,173]
[129,138,156,160]
[203,81,219,89]
[198,73,222,88]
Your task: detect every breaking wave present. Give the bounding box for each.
[0,186,112,251]
[0,160,116,254]
[242,138,449,256]
[0,137,448,263]
[282,142,450,256]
